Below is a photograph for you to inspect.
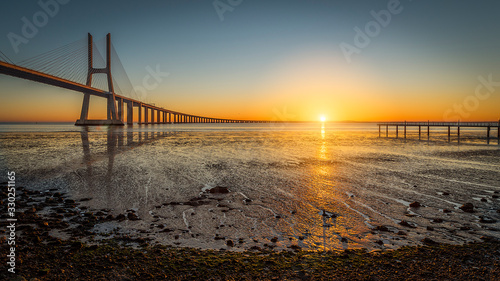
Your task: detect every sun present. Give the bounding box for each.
[319,115,326,122]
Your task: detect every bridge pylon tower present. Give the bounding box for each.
[75,33,123,126]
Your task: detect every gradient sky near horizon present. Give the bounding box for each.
[0,0,499,122]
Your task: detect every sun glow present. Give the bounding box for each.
[319,115,326,122]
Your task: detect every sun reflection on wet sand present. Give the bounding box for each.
[1,124,499,251]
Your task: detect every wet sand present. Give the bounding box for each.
[0,126,498,252]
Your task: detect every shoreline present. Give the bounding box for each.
[2,186,500,280]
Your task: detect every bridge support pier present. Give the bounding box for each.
[75,33,123,126]
[127,102,133,125]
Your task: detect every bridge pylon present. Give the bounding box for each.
[75,33,123,126]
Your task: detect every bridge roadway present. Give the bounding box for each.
[0,61,270,125]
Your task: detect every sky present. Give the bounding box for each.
[0,0,499,122]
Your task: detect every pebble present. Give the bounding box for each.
[399,220,416,228]
[479,217,497,224]
[409,201,421,208]
[459,203,474,213]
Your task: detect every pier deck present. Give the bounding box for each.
[377,121,500,144]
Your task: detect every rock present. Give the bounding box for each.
[271,237,278,243]
[409,201,421,208]
[208,186,230,194]
[375,240,384,245]
[116,214,126,221]
[480,236,494,241]
[250,246,262,251]
[399,220,416,228]
[127,213,140,220]
[341,237,348,242]
[432,218,443,223]
[492,195,499,199]
[479,217,497,224]
[459,226,471,231]
[226,240,234,247]
[243,198,252,204]
[459,203,474,213]
[442,209,452,213]
[375,225,389,232]
[397,231,407,235]
[290,245,302,251]
[426,226,434,231]
[442,192,450,196]
[422,237,438,245]
[480,198,487,202]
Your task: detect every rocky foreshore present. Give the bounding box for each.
[1,186,499,280]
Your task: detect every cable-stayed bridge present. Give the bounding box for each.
[0,33,272,125]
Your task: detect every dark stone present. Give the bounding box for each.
[116,214,126,221]
[399,220,416,228]
[442,209,452,213]
[426,226,434,231]
[442,192,450,196]
[375,240,384,245]
[127,213,140,220]
[492,195,499,199]
[422,237,438,245]
[243,198,252,204]
[480,198,487,202]
[459,203,474,213]
[375,225,389,232]
[409,201,421,208]
[432,218,443,223]
[271,237,278,243]
[226,240,234,247]
[208,186,230,194]
[479,217,497,224]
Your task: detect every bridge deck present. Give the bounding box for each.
[0,61,272,125]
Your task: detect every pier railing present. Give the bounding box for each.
[376,121,500,144]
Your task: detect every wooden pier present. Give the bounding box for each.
[377,121,500,144]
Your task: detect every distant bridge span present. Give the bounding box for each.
[0,33,273,126]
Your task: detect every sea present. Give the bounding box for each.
[0,122,499,251]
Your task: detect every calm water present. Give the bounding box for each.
[0,123,499,251]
